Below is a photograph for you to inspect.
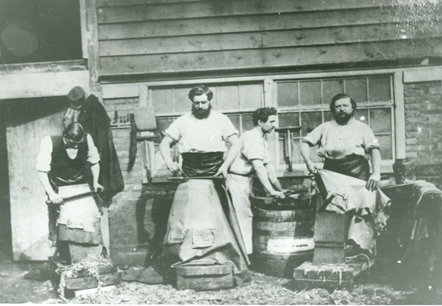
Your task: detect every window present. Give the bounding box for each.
[0,0,82,64]
[275,75,394,171]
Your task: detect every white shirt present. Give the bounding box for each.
[165,111,238,153]
[36,134,100,172]
[302,118,380,160]
[229,127,271,176]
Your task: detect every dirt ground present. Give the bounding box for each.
[1,249,442,305]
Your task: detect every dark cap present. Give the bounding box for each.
[67,86,86,102]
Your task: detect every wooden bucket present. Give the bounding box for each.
[252,195,315,278]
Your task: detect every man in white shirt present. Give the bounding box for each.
[227,107,285,254]
[301,93,381,190]
[154,85,250,286]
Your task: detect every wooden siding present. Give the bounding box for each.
[95,0,442,76]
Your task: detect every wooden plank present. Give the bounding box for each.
[81,0,100,91]
[97,0,218,6]
[99,39,442,76]
[98,7,411,40]
[96,0,404,23]
[102,84,139,99]
[0,70,89,100]
[99,22,441,57]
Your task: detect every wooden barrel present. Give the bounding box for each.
[252,196,315,278]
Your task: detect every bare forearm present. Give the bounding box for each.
[301,142,315,171]
[38,171,56,195]
[370,148,381,175]
[266,164,283,191]
[90,163,100,186]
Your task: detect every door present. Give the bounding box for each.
[4,97,66,260]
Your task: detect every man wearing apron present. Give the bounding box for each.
[154,85,250,286]
[227,107,285,255]
[300,93,382,258]
[37,122,102,264]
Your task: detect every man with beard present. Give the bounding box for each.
[300,93,384,261]
[301,93,381,189]
[227,107,285,255]
[152,85,250,287]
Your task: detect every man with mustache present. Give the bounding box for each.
[300,93,383,261]
[154,85,250,286]
[227,107,285,255]
[301,93,381,189]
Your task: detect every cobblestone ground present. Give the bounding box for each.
[1,250,442,305]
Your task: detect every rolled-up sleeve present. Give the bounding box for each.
[362,125,381,152]
[36,136,53,172]
[221,115,238,141]
[302,124,324,146]
[86,134,100,164]
[242,133,265,161]
[165,117,183,142]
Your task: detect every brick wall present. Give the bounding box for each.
[404,81,442,188]
[104,97,176,267]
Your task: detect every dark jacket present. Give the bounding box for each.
[72,95,124,204]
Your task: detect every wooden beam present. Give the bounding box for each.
[99,39,442,76]
[0,71,89,100]
[102,84,140,99]
[98,7,408,40]
[81,0,100,92]
[96,0,403,23]
[99,22,441,57]
[97,0,217,6]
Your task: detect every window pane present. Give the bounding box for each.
[215,85,239,110]
[291,138,302,164]
[277,82,298,107]
[241,114,255,132]
[152,89,172,114]
[173,87,191,112]
[278,138,302,166]
[322,79,344,104]
[377,135,393,159]
[227,114,240,133]
[279,139,286,165]
[278,112,299,127]
[301,112,322,136]
[324,111,334,122]
[370,108,392,134]
[300,80,321,106]
[369,76,391,102]
[346,78,367,103]
[240,84,263,109]
[355,109,368,124]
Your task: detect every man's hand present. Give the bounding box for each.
[306,162,319,174]
[48,192,63,204]
[166,161,181,173]
[215,165,228,178]
[366,173,381,191]
[93,183,104,193]
[271,191,285,199]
